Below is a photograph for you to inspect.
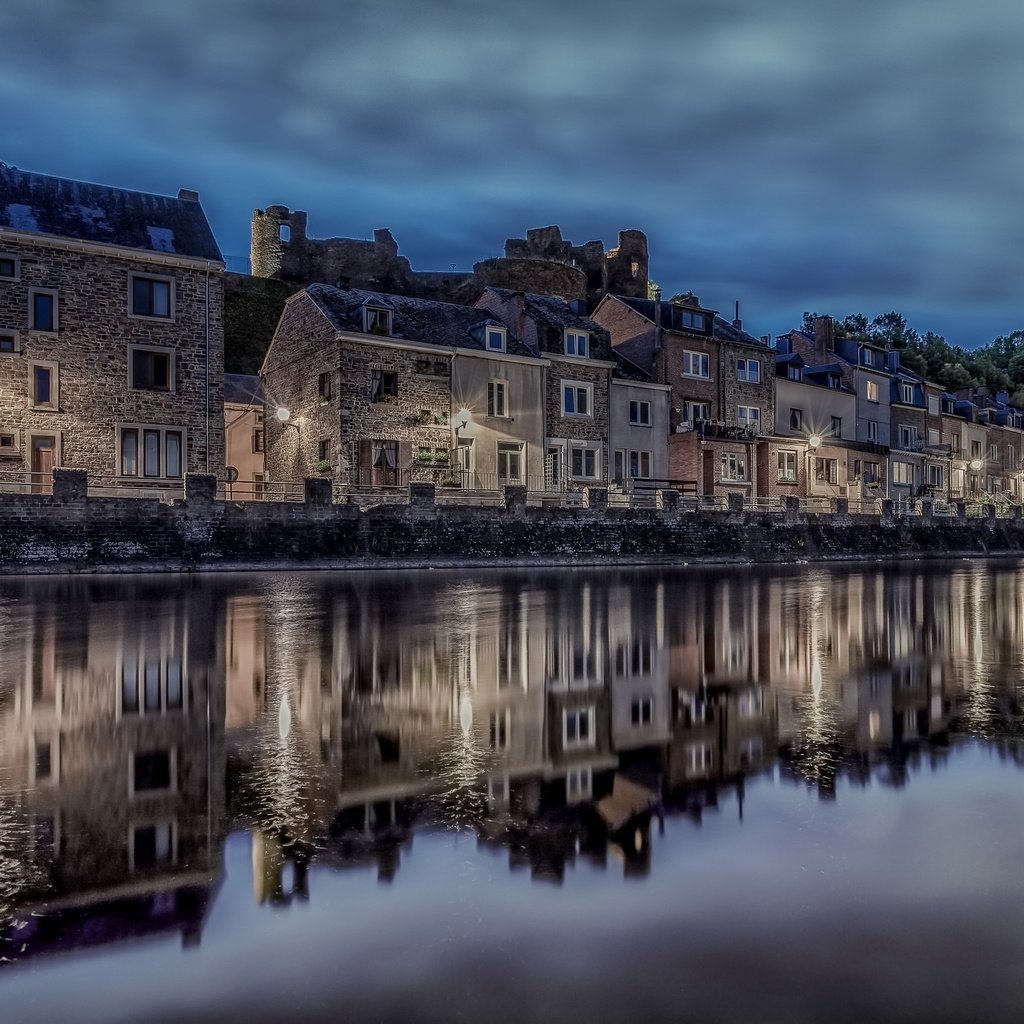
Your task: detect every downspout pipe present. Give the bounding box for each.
[205,264,211,473]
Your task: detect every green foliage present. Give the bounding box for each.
[647,280,661,300]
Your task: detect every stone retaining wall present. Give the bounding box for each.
[2,472,1022,574]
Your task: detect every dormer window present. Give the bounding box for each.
[863,349,875,367]
[786,365,802,381]
[900,382,913,403]
[486,326,507,352]
[364,306,392,336]
[564,330,589,357]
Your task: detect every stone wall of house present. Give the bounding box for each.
[659,335,720,425]
[0,237,224,480]
[721,341,776,434]
[3,475,1024,574]
[546,360,611,444]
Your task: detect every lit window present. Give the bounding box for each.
[629,400,651,426]
[778,450,797,482]
[866,380,879,402]
[486,326,506,352]
[736,358,760,383]
[487,379,508,417]
[130,275,173,319]
[721,452,747,481]
[893,461,913,486]
[683,351,710,378]
[562,381,592,416]
[564,330,589,357]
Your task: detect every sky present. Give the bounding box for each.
[3,0,1024,346]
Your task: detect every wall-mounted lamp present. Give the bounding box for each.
[969,458,984,472]
[453,408,471,434]
[276,406,300,432]
[808,433,823,451]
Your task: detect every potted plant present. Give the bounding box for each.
[315,459,333,473]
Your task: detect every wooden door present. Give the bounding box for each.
[30,435,56,493]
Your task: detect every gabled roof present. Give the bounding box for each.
[306,283,532,355]
[483,287,604,333]
[611,349,653,383]
[612,295,765,347]
[776,352,805,367]
[0,162,222,261]
[224,373,264,405]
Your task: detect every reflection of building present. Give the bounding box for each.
[0,581,225,961]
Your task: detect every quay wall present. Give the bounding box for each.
[2,473,1023,575]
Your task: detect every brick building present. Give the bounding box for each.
[0,163,224,491]
[592,293,774,497]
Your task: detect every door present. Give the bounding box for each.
[545,446,563,491]
[30,435,56,493]
[370,440,399,486]
[455,438,474,487]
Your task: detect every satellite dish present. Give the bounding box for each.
[225,466,239,483]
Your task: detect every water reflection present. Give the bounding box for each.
[1,564,1023,965]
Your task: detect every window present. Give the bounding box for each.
[786,365,802,381]
[738,687,763,718]
[364,306,392,335]
[564,706,595,748]
[0,331,18,354]
[562,381,592,416]
[900,382,914,403]
[119,425,184,479]
[132,823,174,870]
[252,428,264,453]
[566,766,592,802]
[815,458,839,484]
[679,310,706,331]
[0,432,16,455]
[951,434,961,453]
[564,330,589,357]
[928,464,944,487]
[30,289,58,332]
[121,657,184,714]
[487,379,508,417]
[496,441,524,482]
[928,428,940,445]
[631,696,654,726]
[29,362,58,410]
[863,349,875,367]
[866,420,878,442]
[831,416,842,436]
[318,439,330,463]
[683,400,711,425]
[0,254,18,280]
[486,326,506,352]
[613,449,625,481]
[370,369,398,402]
[133,750,173,793]
[318,372,332,403]
[898,425,918,450]
[130,275,173,319]
[736,358,760,383]
[130,346,173,391]
[628,450,652,478]
[686,742,713,773]
[970,440,983,459]
[489,710,509,750]
[629,400,651,426]
[826,374,841,390]
[989,443,998,460]
[683,351,710,378]
[866,380,879,402]
[737,406,760,432]
[570,445,599,479]
[927,394,940,416]
[893,461,914,486]
[777,450,797,482]
[1009,445,1016,467]
[721,452,748,481]
[789,408,803,431]
[863,461,880,484]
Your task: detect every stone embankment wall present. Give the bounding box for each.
[2,472,1023,575]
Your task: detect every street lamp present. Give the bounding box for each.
[275,406,299,433]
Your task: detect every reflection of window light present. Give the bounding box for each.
[487,775,510,805]
[686,742,713,773]
[631,696,653,726]
[868,709,881,740]
[566,766,592,802]
[564,706,595,748]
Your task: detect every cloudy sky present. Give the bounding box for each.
[3,0,1023,343]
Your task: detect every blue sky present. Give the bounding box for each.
[3,0,1024,345]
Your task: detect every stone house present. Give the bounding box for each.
[889,369,928,502]
[592,293,775,498]
[0,163,224,491]
[475,288,619,489]
[261,284,546,489]
[223,373,265,499]
[921,381,953,501]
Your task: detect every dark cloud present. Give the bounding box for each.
[2,0,1023,344]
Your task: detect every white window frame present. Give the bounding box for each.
[683,400,711,425]
[487,378,508,417]
[128,343,176,394]
[119,654,186,718]
[737,405,760,432]
[686,742,713,773]
[900,382,913,403]
[0,252,20,281]
[563,706,596,749]
[631,695,654,726]
[736,358,761,383]
[496,441,525,483]
[866,420,878,442]
[927,394,940,416]
[815,457,839,485]
[721,452,748,482]
[0,329,19,355]
[564,330,589,358]
[486,326,507,352]
[892,461,914,486]
[866,380,879,402]
[566,765,593,802]
[898,424,918,450]
[128,272,175,321]
[628,399,651,426]
[777,450,797,482]
[29,360,59,410]
[928,463,944,488]
[562,380,593,417]
[682,350,710,379]
[569,443,601,480]
[363,306,393,336]
[29,288,59,333]
[789,408,803,431]
[628,450,652,479]
[118,423,186,480]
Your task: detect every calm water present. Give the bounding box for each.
[1,563,1024,1023]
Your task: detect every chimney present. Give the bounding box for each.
[177,188,199,202]
[812,315,834,351]
[732,300,742,330]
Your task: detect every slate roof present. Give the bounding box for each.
[611,350,653,383]
[224,373,264,405]
[614,296,765,347]
[484,287,604,333]
[306,284,533,356]
[0,162,222,261]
